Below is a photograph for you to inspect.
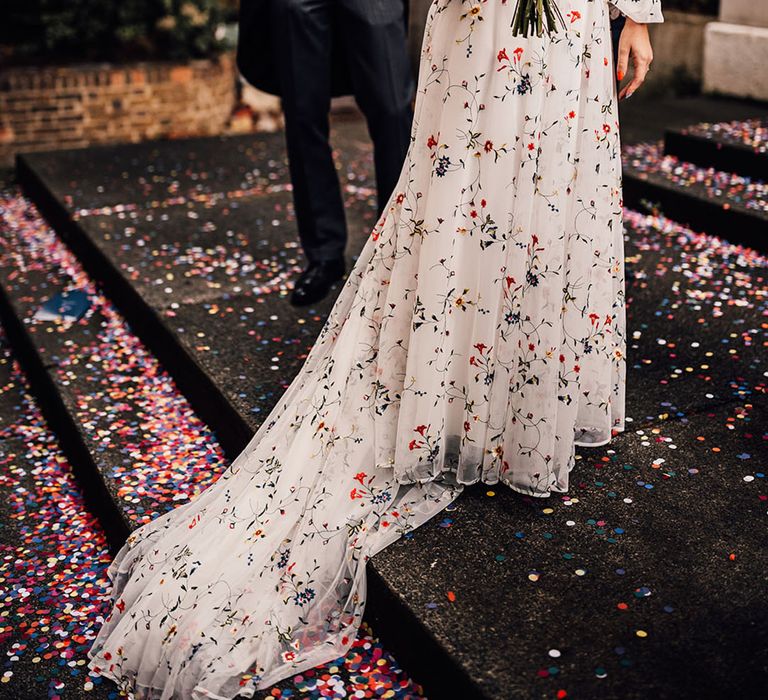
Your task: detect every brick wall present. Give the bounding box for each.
[0,53,236,167]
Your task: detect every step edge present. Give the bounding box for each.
[622,170,767,252]
[0,271,131,553]
[663,128,768,180]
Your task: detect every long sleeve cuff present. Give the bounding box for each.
[608,0,664,24]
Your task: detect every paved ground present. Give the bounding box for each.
[1,96,767,699]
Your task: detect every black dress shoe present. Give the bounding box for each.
[290,257,346,306]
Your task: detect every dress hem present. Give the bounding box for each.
[391,423,626,498]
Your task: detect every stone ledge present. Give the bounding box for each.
[703,22,768,100]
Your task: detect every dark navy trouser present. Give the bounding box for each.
[271,0,415,264]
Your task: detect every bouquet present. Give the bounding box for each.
[510,0,566,37]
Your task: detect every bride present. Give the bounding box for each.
[88,0,662,697]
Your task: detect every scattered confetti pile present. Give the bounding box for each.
[624,141,768,215]
[683,117,767,154]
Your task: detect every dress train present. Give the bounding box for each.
[88,0,662,696]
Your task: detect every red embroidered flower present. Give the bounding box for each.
[513,47,524,61]
[497,48,509,62]
[354,471,367,484]
[415,424,428,436]
[470,209,478,218]
[427,134,438,149]
[484,140,493,153]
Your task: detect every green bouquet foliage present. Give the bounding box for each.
[511,0,566,37]
[2,0,227,65]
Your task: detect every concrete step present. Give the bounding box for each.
[6,125,768,698]
[622,149,767,251]
[623,121,768,251]
[663,122,768,180]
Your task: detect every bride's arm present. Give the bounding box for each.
[609,1,663,99]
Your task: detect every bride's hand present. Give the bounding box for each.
[616,17,653,99]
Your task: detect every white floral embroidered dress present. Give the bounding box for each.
[88,1,663,698]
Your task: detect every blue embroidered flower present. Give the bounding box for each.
[292,587,316,606]
[516,74,532,95]
[370,490,391,504]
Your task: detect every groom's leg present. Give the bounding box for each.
[271,0,347,263]
[338,0,414,217]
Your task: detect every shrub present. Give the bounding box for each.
[2,0,226,65]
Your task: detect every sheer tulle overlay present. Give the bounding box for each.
[88,0,662,697]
